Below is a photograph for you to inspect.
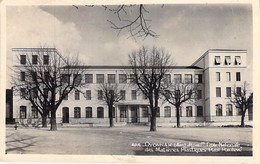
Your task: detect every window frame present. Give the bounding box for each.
[85,74,93,83]
[164,106,171,117]
[86,107,92,118]
[97,107,104,118]
[74,107,81,118]
[96,74,104,83]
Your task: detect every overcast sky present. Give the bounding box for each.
[6,4,252,87]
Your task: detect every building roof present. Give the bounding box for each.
[62,65,202,70]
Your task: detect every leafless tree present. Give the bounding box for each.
[228,81,253,127]
[161,81,198,128]
[128,46,173,131]
[97,83,124,127]
[74,4,161,40]
[11,47,86,131]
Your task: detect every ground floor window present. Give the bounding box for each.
[186,106,192,117]
[197,106,203,117]
[31,106,38,118]
[112,107,115,118]
[97,107,104,118]
[20,106,27,119]
[74,107,81,118]
[156,107,160,117]
[216,104,222,116]
[226,104,233,116]
[164,106,171,117]
[120,107,127,118]
[86,107,92,118]
[236,108,242,116]
[142,106,148,117]
[176,107,182,117]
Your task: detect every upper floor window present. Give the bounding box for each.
[44,55,49,65]
[184,74,192,83]
[85,74,93,83]
[20,55,26,65]
[120,90,126,100]
[225,56,231,65]
[226,87,231,97]
[216,87,221,97]
[73,74,82,86]
[75,90,80,100]
[235,56,241,65]
[195,74,202,83]
[214,56,221,65]
[186,106,192,117]
[197,106,203,117]
[96,74,104,83]
[130,74,135,83]
[165,74,171,83]
[236,87,242,96]
[197,90,202,99]
[21,72,25,81]
[226,104,233,116]
[119,74,127,83]
[108,74,116,83]
[216,72,220,81]
[174,74,182,83]
[226,72,231,81]
[74,107,81,118]
[236,72,241,81]
[131,90,137,100]
[32,55,38,65]
[20,88,26,98]
[86,90,91,100]
[216,104,222,116]
[98,90,103,100]
[61,74,70,84]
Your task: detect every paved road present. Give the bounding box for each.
[6,126,252,155]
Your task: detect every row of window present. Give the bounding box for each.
[214,56,241,65]
[216,87,241,97]
[215,104,242,116]
[216,72,241,82]
[20,55,49,65]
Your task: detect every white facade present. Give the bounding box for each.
[12,48,252,126]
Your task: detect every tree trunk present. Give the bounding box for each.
[42,114,47,128]
[50,109,57,131]
[240,112,245,127]
[108,106,114,127]
[150,107,157,131]
[176,106,180,128]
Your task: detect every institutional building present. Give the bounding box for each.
[11,48,252,126]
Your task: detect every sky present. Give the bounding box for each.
[6,4,253,87]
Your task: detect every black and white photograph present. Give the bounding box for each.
[1,0,259,162]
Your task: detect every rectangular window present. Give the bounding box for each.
[74,107,81,118]
[197,106,203,117]
[97,107,104,118]
[216,87,221,97]
[108,74,116,83]
[226,104,233,116]
[156,107,160,117]
[98,90,103,100]
[20,88,26,98]
[236,72,241,81]
[215,56,221,65]
[96,74,104,83]
[174,74,182,83]
[184,74,192,83]
[195,74,202,83]
[131,90,137,100]
[31,72,37,81]
[31,88,37,98]
[142,107,148,117]
[32,55,38,64]
[186,106,193,117]
[120,90,126,100]
[226,87,231,97]
[119,74,127,83]
[130,74,135,83]
[86,90,91,100]
[216,72,220,81]
[85,74,93,83]
[226,72,231,81]
[225,56,231,65]
[31,106,38,118]
[75,90,80,100]
[44,55,49,65]
[20,55,26,65]
[235,56,241,65]
[165,74,171,83]
[197,90,202,99]
[164,107,171,117]
[61,74,70,84]
[44,72,50,81]
[21,72,25,81]
[73,74,82,86]
[86,107,92,118]
[236,87,241,96]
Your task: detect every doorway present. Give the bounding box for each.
[62,107,69,123]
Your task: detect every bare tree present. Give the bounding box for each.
[229,81,253,127]
[74,4,161,40]
[128,46,172,131]
[161,81,198,128]
[97,83,124,127]
[12,48,86,131]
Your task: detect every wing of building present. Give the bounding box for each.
[11,48,253,127]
